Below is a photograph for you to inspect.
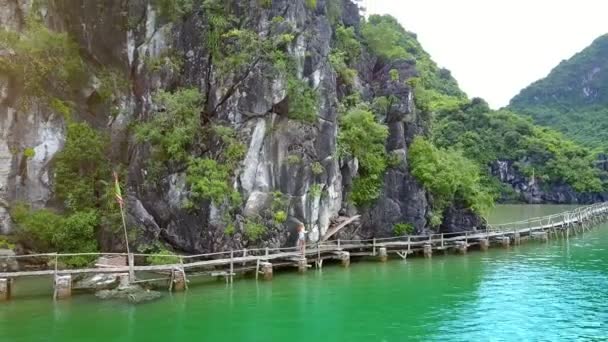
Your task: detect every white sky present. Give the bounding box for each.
[363,0,608,108]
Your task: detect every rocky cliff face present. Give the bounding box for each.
[491,159,608,204]
[0,0,485,254]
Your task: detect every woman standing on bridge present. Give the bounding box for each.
[297,224,308,256]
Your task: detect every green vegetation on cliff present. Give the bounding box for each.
[10,122,118,266]
[136,88,245,209]
[362,15,467,113]
[0,19,86,111]
[409,137,493,225]
[509,35,608,148]
[434,99,604,193]
[338,106,389,206]
[359,15,490,218]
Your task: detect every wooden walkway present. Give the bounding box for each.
[1,202,608,298]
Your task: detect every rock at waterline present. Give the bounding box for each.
[73,273,122,291]
[0,249,18,272]
[96,285,162,304]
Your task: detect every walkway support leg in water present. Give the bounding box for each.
[423,244,433,258]
[338,251,350,267]
[479,239,489,251]
[172,268,186,292]
[500,237,511,248]
[117,273,130,288]
[298,258,308,273]
[260,262,273,281]
[54,275,72,300]
[531,232,549,242]
[378,247,388,262]
[455,241,467,254]
[0,278,10,301]
[513,233,521,245]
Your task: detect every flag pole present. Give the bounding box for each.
[119,198,130,256]
[114,172,132,281]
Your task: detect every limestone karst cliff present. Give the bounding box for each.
[0,0,486,256]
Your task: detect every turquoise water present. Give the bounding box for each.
[1,205,608,341]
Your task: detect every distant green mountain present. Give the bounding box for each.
[509,34,608,148]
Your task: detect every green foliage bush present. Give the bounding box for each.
[0,19,86,109]
[393,223,414,236]
[389,69,399,81]
[224,223,236,236]
[339,107,389,206]
[11,204,98,267]
[287,78,318,123]
[55,122,110,212]
[23,148,35,159]
[362,15,466,115]
[244,220,267,241]
[309,184,323,198]
[273,210,287,224]
[137,89,246,208]
[136,88,201,165]
[335,26,361,61]
[311,162,325,175]
[96,69,129,104]
[144,52,184,74]
[305,0,317,9]
[146,248,180,265]
[0,237,15,250]
[329,51,357,85]
[287,154,302,165]
[12,120,115,260]
[409,137,494,224]
[329,26,361,85]
[259,0,272,9]
[186,158,241,206]
[271,191,288,212]
[154,0,195,21]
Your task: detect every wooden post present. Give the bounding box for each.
[265,247,269,258]
[372,238,376,256]
[513,232,521,245]
[337,239,341,250]
[172,268,186,292]
[407,236,411,254]
[423,243,432,258]
[260,262,273,280]
[441,234,444,249]
[229,250,234,284]
[0,278,10,301]
[54,275,72,300]
[479,238,489,251]
[297,258,308,273]
[128,253,135,283]
[54,254,58,275]
[465,232,468,245]
[338,251,350,267]
[317,244,321,269]
[256,259,260,280]
[378,247,388,262]
[455,241,467,254]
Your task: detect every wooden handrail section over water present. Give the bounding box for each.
[1,202,608,292]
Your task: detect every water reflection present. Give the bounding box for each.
[2,207,608,341]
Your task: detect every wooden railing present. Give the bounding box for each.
[1,202,607,278]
